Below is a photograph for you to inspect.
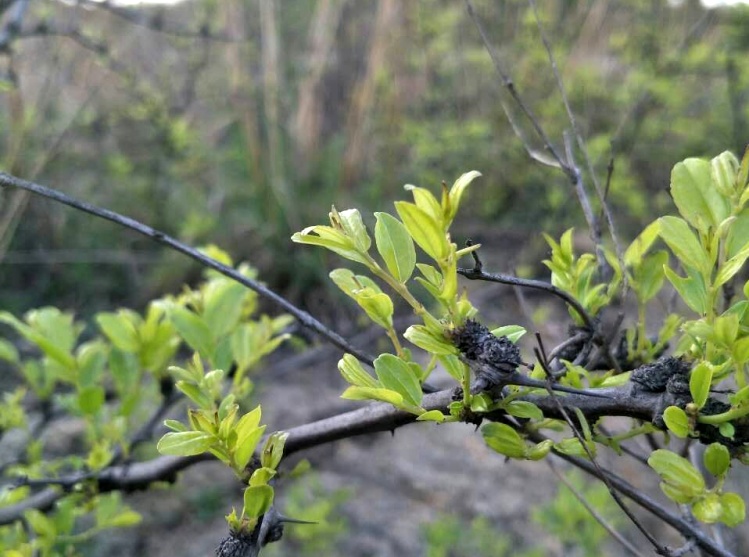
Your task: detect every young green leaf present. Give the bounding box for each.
[338,354,378,388]
[692,493,723,523]
[658,216,711,275]
[374,212,416,282]
[703,443,730,478]
[157,431,215,456]
[96,312,140,353]
[332,208,371,253]
[481,422,527,459]
[662,406,690,438]
[671,158,730,232]
[715,241,749,288]
[374,354,423,407]
[505,401,543,420]
[404,325,456,355]
[243,485,274,518]
[394,201,448,261]
[648,449,706,502]
[404,184,443,225]
[710,151,740,197]
[353,290,394,330]
[719,493,745,527]
[416,410,446,423]
[291,225,370,265]
[445,171,481,224]
[624,221,661,267]
[690,362,713,409]
[340,386,405,407]
[490,325,527,344]
[663,266,708,315]
[261,431,289,470]
[168,306,214,360]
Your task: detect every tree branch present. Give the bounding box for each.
[0,172,376,366]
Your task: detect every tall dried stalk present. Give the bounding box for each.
[293,0,346,171]
[341,0,399,190]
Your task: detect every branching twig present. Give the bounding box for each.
[0,172,376,366]
[457,265,596,332]
[547,460,646,557]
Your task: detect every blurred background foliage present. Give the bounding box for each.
[1,0,749,317]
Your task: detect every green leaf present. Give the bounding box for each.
[234,424,266,472]
[338,354,378,388]
[648,449,706,502]
[0,339,19,363]
[703,443,730,478]
[710,151,739,197]
[404,325,456,355]
[333,207,371,253]
[664,266,707,315]
[24,509,56,540]
[0,312,76,370]
[395,201,447,261]
[689,362,713,409]
[715,241,749,288]
[261,431,289,470]
[164,419,188,432]
[404,184,443,225]
[243,485,274,518]
[693,493,723,524]
[77,341,108,387]
[157,431,215,456]
[374,354,423,407]
[719,492,745,527]
[625,220,661,266]
[168,306,214,359]
[354,290,394,330]
[632,251,668,303]
[416,410,446,422]
[490,325,527,344]
[527,439,553,461]
[77,385,105,415]
[671,158,730,232]
[658,216,711,275]
[374,212,416,282]
[438,354,466,382]
[446,171,481,224]
[249,467,276,487]
[203,281,247,338]
[96,312,140,352]
[481,422,526,459]
[505,401,543,420]
[340,386,404,406]
[662,406,690,438]
[291,225,369,265]
[107,510,142,528]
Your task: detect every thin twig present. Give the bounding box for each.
[547,459,646,557]
[463,0,569,172]
[533,349,668,556]
[0,172,376,366]
[527,0,623,266]
[457,265,596,332]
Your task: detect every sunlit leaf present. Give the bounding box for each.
[374,212,416,282]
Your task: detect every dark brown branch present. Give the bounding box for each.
[0,172,376,366]
[457,266,596,332]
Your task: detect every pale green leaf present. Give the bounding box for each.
[662,406,690,438]
[404,325,456,355]
[481,422,526,458]
[340,386,404,406]
[719,492,745,527]
[658,216,710,274]
[374,354,423,407]
[624,220,661,266]
[395,201,448,261]
[243,485,274,518]
[374,212,416,282]
[157,431,215,456]
[689,362,713,409]
[338,354,378,388]
[648,449,705,499]
[96,312,140,352]
[671,158,730,232]
[703,443,730,478]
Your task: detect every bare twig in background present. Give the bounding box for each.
[0,172,376,366]
[547,460,647,557]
